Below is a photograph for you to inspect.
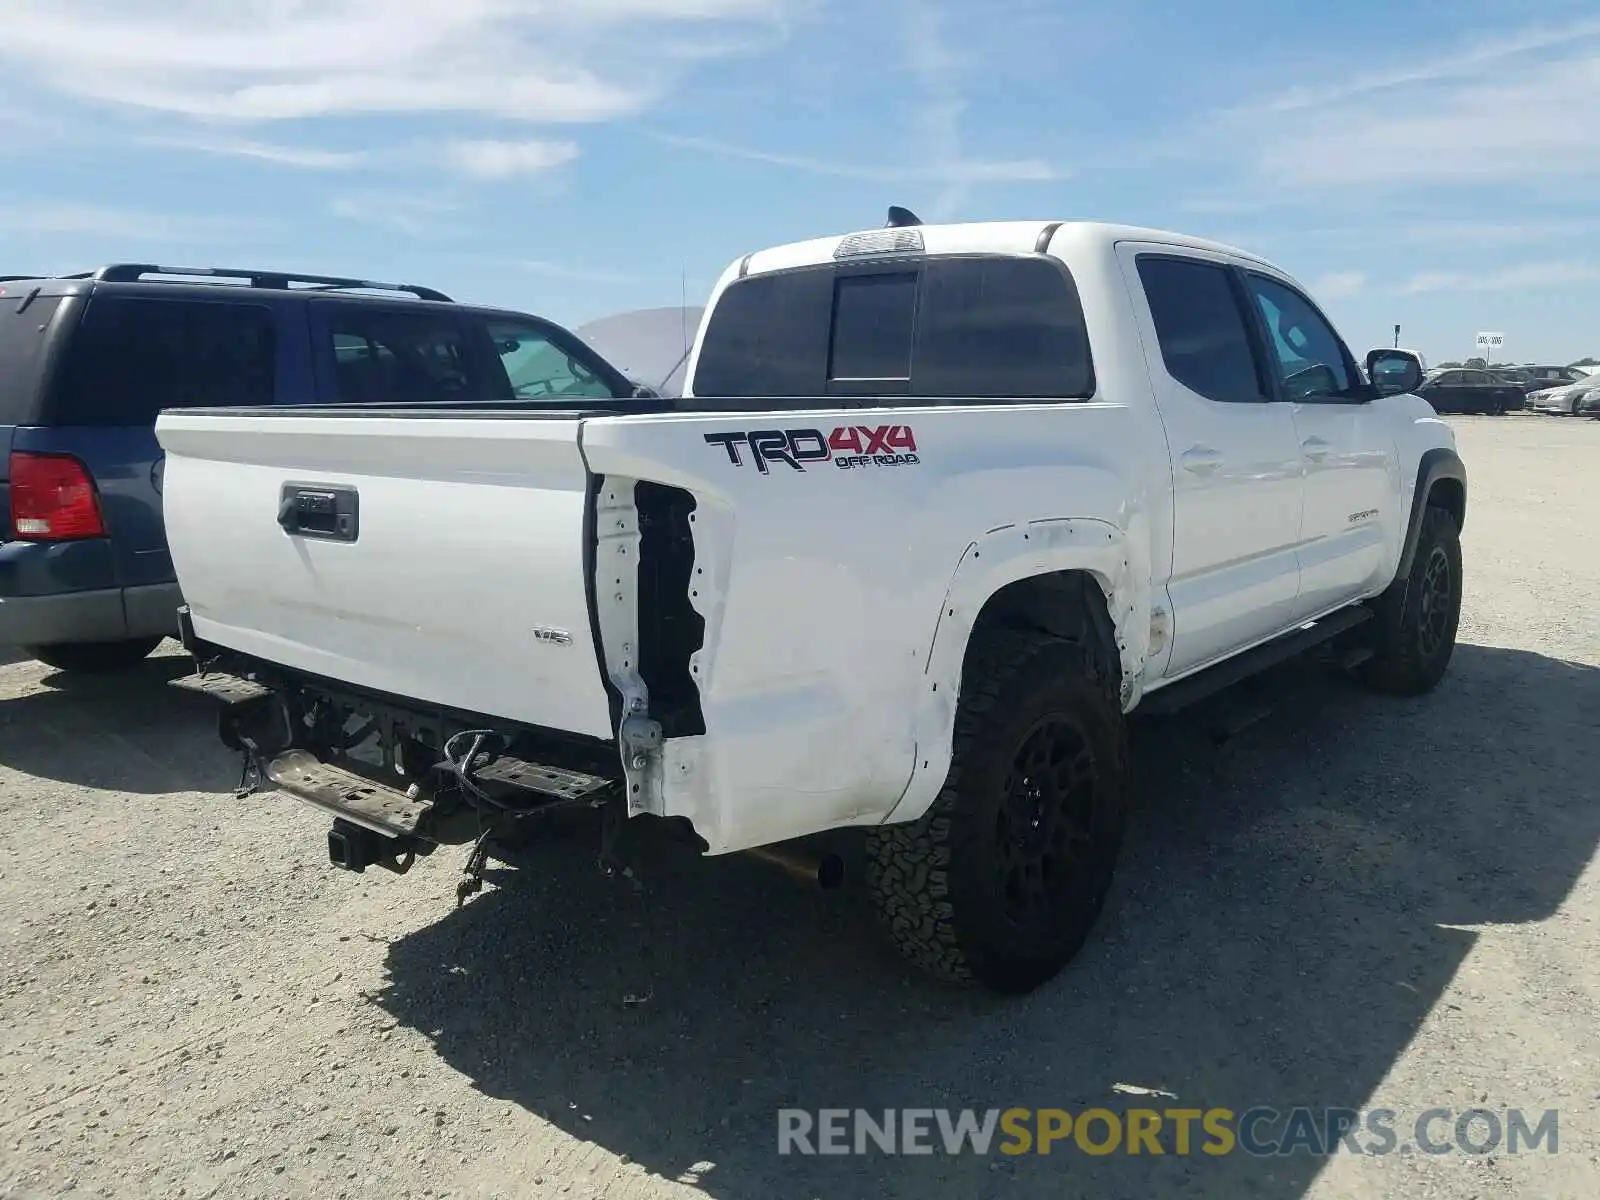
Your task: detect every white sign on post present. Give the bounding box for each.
[1475,331,1505,357]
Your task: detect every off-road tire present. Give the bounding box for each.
[25,637,163,674]
[865,631,1129,994]
[1356,504,1462,696]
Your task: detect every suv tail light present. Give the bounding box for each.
[9,452,107,540]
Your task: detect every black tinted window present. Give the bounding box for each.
[50,295,275,425]
[692,268,833,397]
[829,273,916,382]
[915,257,1093,397]
[0,297,63,424]
[321,306,485,404]
[1137,257,1265,404]
[693,255,1094,400]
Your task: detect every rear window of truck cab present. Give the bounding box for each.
[692,254,1095,400]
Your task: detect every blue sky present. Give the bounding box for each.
[2,0,1599,366]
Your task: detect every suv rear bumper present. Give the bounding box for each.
[0,581,181,647]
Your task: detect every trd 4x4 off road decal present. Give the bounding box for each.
[704,425,921,474]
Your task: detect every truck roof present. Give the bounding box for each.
[734,218,1277,279]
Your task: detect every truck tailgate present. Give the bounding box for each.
[155,410,614,740]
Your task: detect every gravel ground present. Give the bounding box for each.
[1,414,1596,1200]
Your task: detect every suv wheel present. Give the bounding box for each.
[25,637,163,674]
[1355,504,1462,696]
[866,631,1129,994]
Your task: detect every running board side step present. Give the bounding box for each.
[1138,606,1373,716]
[169,668,274,707]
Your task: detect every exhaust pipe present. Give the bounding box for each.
[744,844,846,890]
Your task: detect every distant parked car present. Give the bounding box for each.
[1484,370,1530,409]
[1525,364,1593,390]
[1416,368,1521,415]
[1525,377,1600,416]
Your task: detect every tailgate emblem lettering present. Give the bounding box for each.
[531,626,573,647]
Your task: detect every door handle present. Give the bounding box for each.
[1179,446,1223,476]
[1301,436,1331,462]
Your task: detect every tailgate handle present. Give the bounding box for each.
[278,484,359,542]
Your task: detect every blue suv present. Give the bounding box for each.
[0,264,638,673]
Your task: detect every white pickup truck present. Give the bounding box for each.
[157,212,1466,994]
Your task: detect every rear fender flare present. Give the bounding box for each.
[883,516,1147,826]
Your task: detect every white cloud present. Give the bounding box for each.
[898,0,967,218]
[139,135,371,169]
[891,0,1068,217]
[132,133,579,179]
[328,192,464,238]
[1400,262,1600,294]
[0,0,791,169]
[1252,54,1600,190]
[0,202,262,241]
[442,139,580,180]
[650,0,1068,204]
[1311,271,1365,301]
[1169,18,1600,205]
[647,131,1060,184]
[649,1,1059,216]
[1249,16,1600,115]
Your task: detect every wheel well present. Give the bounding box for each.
[966,570,1119,678]
[1427,477,1466,532]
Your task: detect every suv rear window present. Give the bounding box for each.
[49,295,276,425]
[0,297,65,424]
[693,255,1095,400]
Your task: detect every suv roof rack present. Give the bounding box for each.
[73,264,453,302]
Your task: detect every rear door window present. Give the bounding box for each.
[692,254,1094,400]
[0,297,64,424]
[317,305,487,404]
[47,295,276,425]
[1136,256,1267,404]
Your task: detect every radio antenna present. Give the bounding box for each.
[652,267,694,394]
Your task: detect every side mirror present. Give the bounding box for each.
[1366,348,1424,397]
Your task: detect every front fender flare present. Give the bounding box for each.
[883,516,1148,826]
[1398,447,1467,582]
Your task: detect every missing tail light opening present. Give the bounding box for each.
[635,481,706,738]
